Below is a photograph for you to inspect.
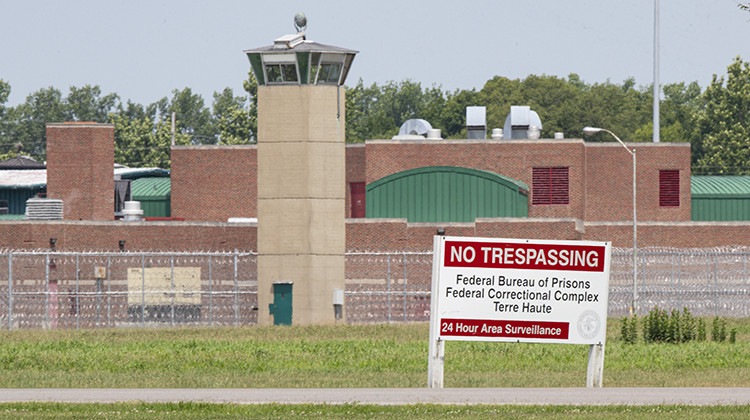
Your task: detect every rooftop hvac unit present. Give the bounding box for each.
[121,201,144,221]
[25,197,63,220]
[393,119,433,139]
[503,105,543,139]
[114,179,132,217]
[466,106,486,139]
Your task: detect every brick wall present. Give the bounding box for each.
[168,139,691,223]
[364,139,691,222]
[365,139,588,220]
[46,123,114,220]
[0,219,749,252]
[584,143,691,222]
[170,145,257,221]
[0,220,256,252]
[346,144,366,217]
[170,144,367,220]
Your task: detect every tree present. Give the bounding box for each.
[156,88,216,144]
[694,56,750,174]
[111,112,189,168]
[64,85,119,122]
[10,87,66,158]
[0,79,11,147]
[0,79,9,117]
[213,85,255,144]
[439,88,479,138]
[345,79,384,142]
[630,82,700,143]
[345,79,446,142]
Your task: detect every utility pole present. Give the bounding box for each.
[653,0,660,143]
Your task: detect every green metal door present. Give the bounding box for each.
[269,283,293,325]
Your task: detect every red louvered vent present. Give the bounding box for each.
[659,170,680,207]
[533,167,569,205]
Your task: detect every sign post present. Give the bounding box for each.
[428,235,611,388]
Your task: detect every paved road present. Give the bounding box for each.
[1,388,749,405]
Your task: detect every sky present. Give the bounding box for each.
[2,0,750,107]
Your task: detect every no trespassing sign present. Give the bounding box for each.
[431,236,612,345]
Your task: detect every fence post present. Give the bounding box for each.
[714,252,718,286]
[714,252,719,315]
[8,251,12,331]
[208,255,213,327]
[45,252,49,329]
[387,254,391,322]
[676,253,682,309]
[402,252,407,322]
[75,254,80,330]
[141,254,146,327]
[107,256,111,327]
[170,256,175,326]
[234,250,239,326]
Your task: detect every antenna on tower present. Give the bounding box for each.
[294,12,307,33]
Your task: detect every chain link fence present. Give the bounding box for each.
[0,250,258,330]
[1,247,748,329]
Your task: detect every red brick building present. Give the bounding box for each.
[171,138,692,224]
[46,123,114,221]
[1,123,744,253]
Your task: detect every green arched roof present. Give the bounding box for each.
[366,166,528,222]
[692,176,750,198]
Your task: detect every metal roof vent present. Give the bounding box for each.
[25,197,63,220]
[466,106,486,139]
[503,106,543,139]
[121,201,144,221]
[393,119,432,139]
[273,33,305,50]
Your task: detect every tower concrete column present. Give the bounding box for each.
[246,20,356,324]
[256,85,346,325]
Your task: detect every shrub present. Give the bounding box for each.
[682,307,696,342]
[697,318,707,342]
[638,307,732,344]
[712,316,727,342]
[620,315,638,344]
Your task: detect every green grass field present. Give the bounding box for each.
[1,403,749,420]
[0,319,748,389]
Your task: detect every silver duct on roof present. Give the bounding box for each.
[503,106,542,139]
[466,106,486,139]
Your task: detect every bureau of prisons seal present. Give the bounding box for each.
[577,310,601,339]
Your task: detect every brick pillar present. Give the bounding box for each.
[46,123,114,220]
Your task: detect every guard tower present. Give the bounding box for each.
[245,14,357,325]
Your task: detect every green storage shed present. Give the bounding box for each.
[691,175,750,221]
[366,166,529,222]
[130,177,171,218]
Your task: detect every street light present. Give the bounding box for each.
[583,126,638,315]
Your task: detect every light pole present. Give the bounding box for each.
[583,127,638,315]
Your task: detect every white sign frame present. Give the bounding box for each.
[428,235,611,388]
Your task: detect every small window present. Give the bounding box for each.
[533,167,569,205]
[318,63,341,84]
[266,65,282,83]
[281,64,298,82]
[265,64,298,84]
[659,170,680,207]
